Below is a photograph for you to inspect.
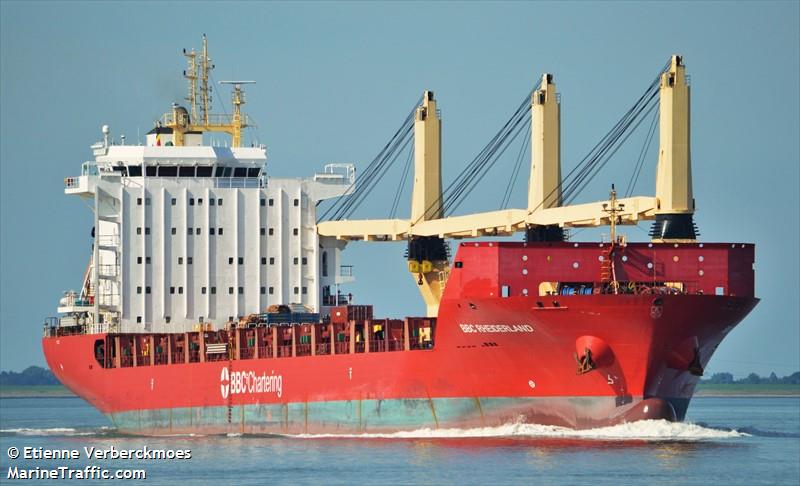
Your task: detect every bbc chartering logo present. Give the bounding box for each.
[219,366,283,399]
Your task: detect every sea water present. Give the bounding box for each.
[1,397,798,485]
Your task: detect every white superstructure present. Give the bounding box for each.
[62,126,354,333]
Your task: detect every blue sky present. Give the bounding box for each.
[1,1,798,377]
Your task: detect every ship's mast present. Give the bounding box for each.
[200,34,212,126]
[183,47,198,122]
[165,35,250,147]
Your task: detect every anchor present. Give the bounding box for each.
[688,346,704,376]
[574,347,596,375]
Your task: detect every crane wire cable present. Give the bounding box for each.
[500,118,532,209]
[318,95,422,222]
[389,143,415,218]
[624,105,659,197]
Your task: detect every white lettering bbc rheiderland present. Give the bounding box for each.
[459,324,534,333]
[220,367,282,400]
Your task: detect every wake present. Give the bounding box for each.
[290,420,748,441]
[1,420,759,441]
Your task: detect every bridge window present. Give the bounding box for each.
[146,166,157,176]
[159,166,177,177]
[234,167,247,178]
[248,168,261,177]
[180,166,195,177]
[128,166,142,177]
[197,166,212,177]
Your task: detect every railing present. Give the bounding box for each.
[64,177,81,189]
[161,112,252,128]
[97,264,119,278]
[137,352,150,366]
[322,294,351,306]
[46,320,439,368]
[96,235,120,247]
[259,313,320,325]
[319,163,355,184]
[340,265,354,277]
[214,177,262,189]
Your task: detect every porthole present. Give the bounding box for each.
[573,243,579,248]
[647,262,653,269]
[621,255,628,262]
[522,269,528,275]
[673,256,679,262]
[522,255,528,261]
[698,256,704,262]
[699,243,704,248]
[674,243,679,248]
[598,255,604,262]
[522,288,529,295]
[698,270,704,276]
[572,262,579,269]
[648,243,653,248]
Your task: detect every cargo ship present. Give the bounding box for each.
[42,38,758,435]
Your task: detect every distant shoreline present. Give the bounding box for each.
[2,384,798,399]
[0,385,75,398]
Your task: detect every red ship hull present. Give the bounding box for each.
[42,242,758,434]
